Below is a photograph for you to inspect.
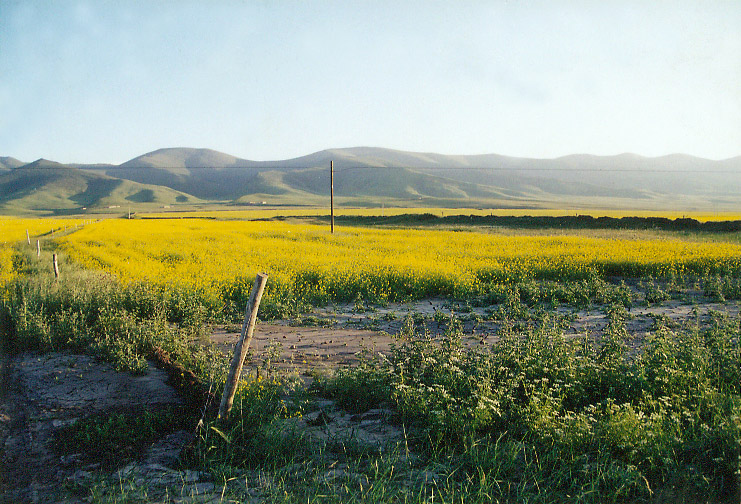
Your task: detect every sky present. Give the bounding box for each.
[0,1,739,165]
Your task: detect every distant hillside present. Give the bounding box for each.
[0,159,199,214]
[2,147,740,214]
[0,156,25,173]
[86,148,262,200]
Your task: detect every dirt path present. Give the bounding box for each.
[211,324,398,378]
[0,352,184,503]
[210,299,740,376]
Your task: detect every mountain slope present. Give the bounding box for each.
[0,156,25,173]
[0,159,199,213]
[88,147,262,200]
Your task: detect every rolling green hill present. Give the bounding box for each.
[0,159,199,214]
[0,156,25,174]
[2,147,740,214]
[88,148,263,200]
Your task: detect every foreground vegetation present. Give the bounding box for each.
[188,308,740,503]
[1,213,739,502]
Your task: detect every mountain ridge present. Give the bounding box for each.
[2,146,740,214]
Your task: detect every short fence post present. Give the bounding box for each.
[52,253,59,279]
[37,240,40,258]
[26,229,30,245]
[218,273,268,421]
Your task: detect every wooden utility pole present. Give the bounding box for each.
[218,273,268,421]
[330,160,334,234]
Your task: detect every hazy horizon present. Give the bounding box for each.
[1,1,739,165]
[5,145,741,168]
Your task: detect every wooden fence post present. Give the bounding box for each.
[26,229,30,245]
[37,240,40,258]
[218,273,268,421]
[52,253,59,279]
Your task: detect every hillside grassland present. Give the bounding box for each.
[0,212,739,503]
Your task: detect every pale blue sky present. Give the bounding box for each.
[1,1,739,164]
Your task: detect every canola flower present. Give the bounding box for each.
[0,216,87,243]
[57,218,741,307]
[0,246,13,287]
[0,216,87,285]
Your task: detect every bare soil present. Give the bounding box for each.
[212,298,740,377]
[0,352,187,503]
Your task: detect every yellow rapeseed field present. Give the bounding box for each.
[0,216,88,244]
[0,217,87,285]
[58,218,741,304]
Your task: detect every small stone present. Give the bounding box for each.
[66,469,92,485]
[304,410,332,426]
[60,453,83,465]
[52,418,78,428]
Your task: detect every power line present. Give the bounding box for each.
[96,165,741,174]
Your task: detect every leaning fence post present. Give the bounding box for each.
[218,273,268,421]
[26,229,30,245]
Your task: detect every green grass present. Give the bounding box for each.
[55,406,196,470]
[0,164,199,214]
[303,307,740,502]
[1,244,222,377]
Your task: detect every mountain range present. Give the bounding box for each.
[1,147,740,214]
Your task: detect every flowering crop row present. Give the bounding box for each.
[0,217,87,285]
[57,219,741,308]
[0,216,87,244]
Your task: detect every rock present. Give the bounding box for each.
[145,429,194,466]
[60,453,83,465]
[52,417,78,428]
[65,469,92,485]
[304,410,332,426]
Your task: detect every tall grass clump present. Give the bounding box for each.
[1,247,221,377]
[185,376,311,474]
